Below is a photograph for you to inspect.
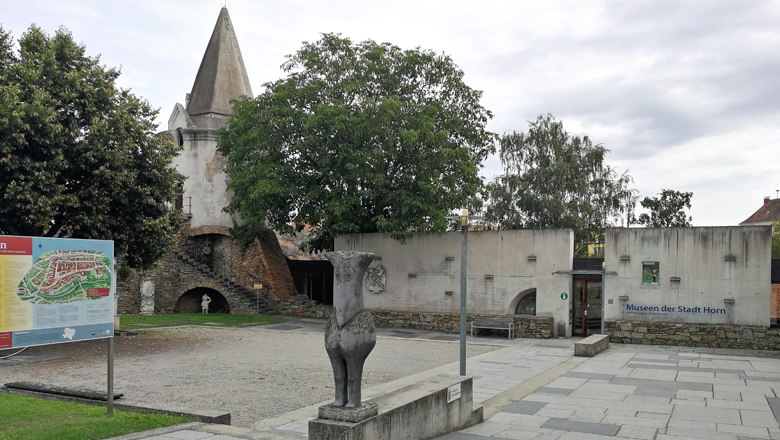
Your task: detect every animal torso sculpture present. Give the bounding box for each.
[324,251,377,408]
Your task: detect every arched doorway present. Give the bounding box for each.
[174,288,230,314]
[510,288,537,316]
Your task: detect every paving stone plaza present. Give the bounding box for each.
[114,319,780,440]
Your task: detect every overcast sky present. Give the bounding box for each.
[4,0,779,226]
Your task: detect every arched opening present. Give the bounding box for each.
[511,288,537,316]
[174,288,230,314]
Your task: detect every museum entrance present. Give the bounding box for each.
[573,278,602,336]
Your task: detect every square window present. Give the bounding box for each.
[642,261,659,285]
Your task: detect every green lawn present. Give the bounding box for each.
[120,313,280,330]
[0,392,192,440]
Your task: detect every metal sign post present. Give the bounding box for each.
[107,337,114,417]
[254,283,264,313]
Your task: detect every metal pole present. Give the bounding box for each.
[107,337,114,417]
[459,210,468,376]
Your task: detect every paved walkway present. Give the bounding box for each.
[112,323,780,440]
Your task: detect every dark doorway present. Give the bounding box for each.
[287,260,334,305]
[174,288,230,314]
[572,279,602,336]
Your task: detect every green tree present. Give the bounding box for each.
[634,189,693,227]
[772,221,780,258]
[0,25,183,268]
[219,33,495,250]
[485,114,636,251]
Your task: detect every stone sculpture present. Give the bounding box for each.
[201,293,211,314]
[364,264,387,293]
[139,279,155,315]
[324,251,376,408]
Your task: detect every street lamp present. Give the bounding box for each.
[446,209,482,376]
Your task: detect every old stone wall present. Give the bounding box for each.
[275,295,554,338]
[116,224,294,315]
[606,320,780,350]
[180,226,294,301]
[116,253,260,314]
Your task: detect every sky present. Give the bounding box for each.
[3,0,779,227]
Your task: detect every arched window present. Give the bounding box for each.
[512,288,536,316]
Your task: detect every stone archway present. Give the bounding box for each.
[174,287,230,314]
[509,288,537,316]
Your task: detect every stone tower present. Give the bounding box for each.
[168,7,252,228]
[115,8,297,316]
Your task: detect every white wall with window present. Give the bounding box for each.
[603,227,771,326]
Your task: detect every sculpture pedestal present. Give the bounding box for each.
[319,402,378,423]
[309,375,481,440]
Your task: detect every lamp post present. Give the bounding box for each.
[446,209,482,376]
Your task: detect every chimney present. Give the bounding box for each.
[765,196,771,205]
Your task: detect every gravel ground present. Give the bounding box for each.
[0,326,498,427]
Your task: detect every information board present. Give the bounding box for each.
[0,235,114,348]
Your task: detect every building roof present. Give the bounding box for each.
[740,197,780,225]
[277,232,328,261]
[186,7,253,129]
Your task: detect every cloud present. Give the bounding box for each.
[3,0,778,226]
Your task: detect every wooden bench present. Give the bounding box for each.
[574,334,609,357]
[470,316,515,339]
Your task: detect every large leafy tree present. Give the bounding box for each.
[219,34,495,250]
[634,189,693,227]
[485,114,636,251]
[0,25,183,268]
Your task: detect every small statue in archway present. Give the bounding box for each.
[201,293,211,314]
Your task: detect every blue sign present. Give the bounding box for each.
[625,303,727,315]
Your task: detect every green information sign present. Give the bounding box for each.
[560,292,569,300]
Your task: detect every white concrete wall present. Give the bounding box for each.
[604,227,772,326]
[170,128,234,229]
[335,229,573,332]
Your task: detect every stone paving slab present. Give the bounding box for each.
[541,417,620,436]
[119,327,780,440]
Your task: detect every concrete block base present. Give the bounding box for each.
[309,375,481,440]
[575,334,609,357]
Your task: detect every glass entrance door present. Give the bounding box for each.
[573,279,602,336]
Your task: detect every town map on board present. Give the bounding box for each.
[16,250,111,304]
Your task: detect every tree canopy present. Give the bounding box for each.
[485,114,636,251]
[0,25,183,268]
[634,189,693,227]
[219,33,495,250]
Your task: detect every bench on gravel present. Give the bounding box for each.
[574,334,609,357]
[470,316,515,339]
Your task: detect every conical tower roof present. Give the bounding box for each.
[187,7,253,129]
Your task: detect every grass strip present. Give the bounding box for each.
[0,392,192,440]
[120,313,280,330]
